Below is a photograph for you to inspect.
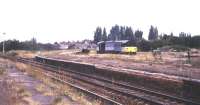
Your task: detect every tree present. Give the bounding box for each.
[108,25,120,41]
[1,39,21,51]
[125,27,135,41]
[148,26,158,41]
[191,35,200,48]
[96,25,138,43]
[93,25,200,50]
[135,30,143,42]
[151,40,165,49]
[94,27,102,43]
[120,26,126,40]
[102,28,107,41]
[170,32,174,37]
[179,32,191,47]
[137,39,151,51]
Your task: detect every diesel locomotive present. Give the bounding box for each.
[97,40,137,54]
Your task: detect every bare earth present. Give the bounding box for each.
[40,50,200,80]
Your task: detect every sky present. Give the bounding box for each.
[0,0,200,43]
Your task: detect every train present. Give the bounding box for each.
[97,40,137,54]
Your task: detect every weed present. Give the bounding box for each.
[0,68,5,75]
[17,87,32,97]
[52,97,62,105]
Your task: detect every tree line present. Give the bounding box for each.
[0,38,59,52]
[94,25,200,51]
[94,25,143,43]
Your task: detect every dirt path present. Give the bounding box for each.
[2,60,81,105]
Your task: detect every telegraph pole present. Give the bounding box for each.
[2,32,5,55]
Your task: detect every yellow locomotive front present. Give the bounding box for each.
[122,47,137,54]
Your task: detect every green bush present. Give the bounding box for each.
[171,45,189,52]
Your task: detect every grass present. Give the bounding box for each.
[0,79,16,105]
[85,52,155,63]
[40,50,156,63]
[14,50,38,58]
[22,97,40,105]
[0,69,31,105]
[190,57,200,68]
[0,58,40,105]
[17,88,32,97]
[0,68,6,75]
[35,83,56,96]
[35,84,46,93]
[0,59,12,75]
[52,97,62,105]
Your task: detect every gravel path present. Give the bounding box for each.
[7,65,80,105]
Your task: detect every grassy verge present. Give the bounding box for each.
[0,58,37,105]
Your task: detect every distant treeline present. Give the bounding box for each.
[0,38,59,52]
[94,25,200,51]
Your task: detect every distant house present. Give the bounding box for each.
[90,43,97,49]
[59,40,97,50]
[59,44,69,49]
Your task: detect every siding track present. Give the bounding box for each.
[17,57,200,105]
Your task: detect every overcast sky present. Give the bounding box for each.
[0,0,199,43]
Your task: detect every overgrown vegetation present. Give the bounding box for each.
[0,38,60,52]
[0,67,5,75]
[94,25,200,51]
[0,59,33,105]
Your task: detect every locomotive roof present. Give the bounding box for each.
[97,40,129,44]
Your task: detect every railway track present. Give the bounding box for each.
[17,57,122,105]
[17,57,200,105]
